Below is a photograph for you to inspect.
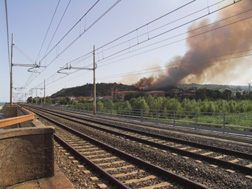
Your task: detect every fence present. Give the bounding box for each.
[51,105,252,132]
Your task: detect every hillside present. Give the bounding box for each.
[51,82,250,98]
[177,84,249,92]
[51,83,138,98]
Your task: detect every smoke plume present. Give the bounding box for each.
[135,0,252,89]
[134,76,154,89]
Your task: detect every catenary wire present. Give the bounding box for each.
[97,0,245,65]
[99,11,252,68]
[97,49,252,80]
[28,0,194,84]
[25,0,61,91]
[59,0,234,69]
[41,0,122,69]
[31,0,210,89]
[27,0,246,94]
[22,0,101,89]
[59,0,200,68]
[43,47,252,92]
[43,0,72,57]
[13,45,36,64]
[25,0,119,88]
[39,0,100,63]
[35,0,61,62]
[31,0,246,91]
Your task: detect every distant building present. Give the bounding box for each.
[145,91,165,98]
[68,96,77,102]
[77,96,93,101]
[100,96,112,101]
[113,91,137,101]
[172,88,197,98]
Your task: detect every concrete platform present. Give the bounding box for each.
[6,163,74,189]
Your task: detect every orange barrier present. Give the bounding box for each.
[0,105,35,128]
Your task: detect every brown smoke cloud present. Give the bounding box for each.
[135,0,252,89]
[134,76,154,88]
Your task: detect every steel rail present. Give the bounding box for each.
[32,107,208,189]
[54,134,128,189]
[36,106,252,159]
[29,106,252,175]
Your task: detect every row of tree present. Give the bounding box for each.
[124,89,252,101]
[70,96,252,114]
[27,97,52,104]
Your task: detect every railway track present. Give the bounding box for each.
[29,106,207,188]
[30,106,252,174]
[26,105,252,188]
[61,107,252,145]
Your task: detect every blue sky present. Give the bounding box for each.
[1,0,251,102]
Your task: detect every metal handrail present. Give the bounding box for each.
[0,105,35,128]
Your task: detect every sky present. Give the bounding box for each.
[0,0,251,102]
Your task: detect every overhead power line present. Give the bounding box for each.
[14,45,36,64]
[96,0,196,51]
[99,8,252,68]
[31,0,242,91]
[93,0,226,60]
[28,0,246,94]
[60,0,199,68]
[22,0,101,89]
[39,0,100,63]
[43,0,72,58]
[76,50,252,85]
[25,0,122,90]
[44,46,252,92]
[32,0,199,90]
[36,0,61,62]
[41,0,122,68]
[26,0,61,92]
[97,0,245,65]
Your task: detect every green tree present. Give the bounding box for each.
[229,100,237,113]
[97,101,104,111]
[135,97,149,113]
[164,98,182,111]
[123,100,132,110]
[196,88,207,100]
[200,100,209,112]
[107,100,114,109]
[129,98,137,109]
[223,89,232,100]
[45,97,52,104]
[235,92,243,99]
[207,102,216,113]
[165,91,175,98]
[27,96,32,103]
[60,98,67,105]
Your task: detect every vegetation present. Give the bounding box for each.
[64,96,252,130]
[51,82,138,98]
[27,96,52,104]
[26,82,252,129]
[65,96,252,114]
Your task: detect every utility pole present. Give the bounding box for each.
[31,89,33,104]
[93,45,96,115]
[31,88,43,105]
[10,33,14,105]
[44,79,46,105]
[36,88,38,105]
[56,46,97,115]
